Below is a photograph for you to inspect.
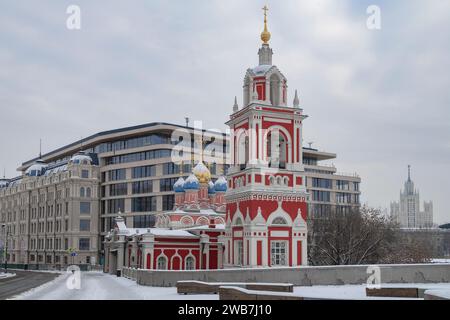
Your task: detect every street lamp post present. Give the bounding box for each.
[1,224,9,274]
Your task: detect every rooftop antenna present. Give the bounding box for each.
[185,117,190,128]
[39,138,42,159]
[408,164,411,181]
[3,168,5,179]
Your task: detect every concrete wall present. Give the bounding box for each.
[130,264,450,287]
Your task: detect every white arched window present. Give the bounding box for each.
[86,187,91,198]
[80,187,85,197]
[270,73,281,106]
[237,133,249,169]
[157,256,167,270]
[277,176,282,185]
[269,176,275,185]
[267,130,287,169]
[185,256,195,270]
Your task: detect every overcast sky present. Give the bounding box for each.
[0,0,449,224]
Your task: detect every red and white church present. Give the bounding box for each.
[104,10,309,273]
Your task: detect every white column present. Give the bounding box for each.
[265,80,271,104]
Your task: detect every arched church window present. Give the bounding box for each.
[185,256,195,270]
[157,256,167,270]
[272,217,287,225]
[277,176,282,185]
[237,133,249,170]
[270,73,281,106]
[235,217,243,226]
[80,187,85,197]
[267,130,287,169]
[269,176,275,185]
[86,187,91,198]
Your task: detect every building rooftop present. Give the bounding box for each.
[19,122,227,172]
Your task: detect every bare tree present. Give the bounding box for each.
[308,206,432,265]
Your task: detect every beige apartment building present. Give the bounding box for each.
[0,122,360,269]
[0,153,100,270]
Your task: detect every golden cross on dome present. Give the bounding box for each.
[260,5,271,44]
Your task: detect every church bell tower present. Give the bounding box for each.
[222,6,309,268]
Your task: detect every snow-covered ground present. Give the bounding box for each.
[10,271,450,300]
[11,271,215,300]
[431,259,450,263]
[0,272,16,279]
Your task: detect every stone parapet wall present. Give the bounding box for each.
[130,263,450,287]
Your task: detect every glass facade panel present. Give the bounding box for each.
[110,183,128,196]
[132,180,153,194]
[312,178,332,189]
[108,169,126,181]
[162,195,175,211]
[105,149,171,165]
[159,178,178,192]
[96,133,175,154]
[132,165,156,179]
[133,214,156,228]
[311,190,331,202]
[131,197,157,212]
[107,199,124,213]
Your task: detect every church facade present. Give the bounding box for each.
[103,9,309,272]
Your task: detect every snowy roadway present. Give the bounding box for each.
[10,271,450,300]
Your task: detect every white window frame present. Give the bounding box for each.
[271,240,288,266]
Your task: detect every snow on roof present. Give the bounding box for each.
[251,64,272,74]
[118,226,198,238]
[184,173,199,189]
[149,228,198,237]
[173,176,185,192]
[171,208,224,216]
[184,224,225,231]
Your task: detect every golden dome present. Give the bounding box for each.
[260,5,271,44]
[192,161,211,184]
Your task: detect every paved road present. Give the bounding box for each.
[0,270,60,300]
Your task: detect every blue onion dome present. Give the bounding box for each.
[70,152,92,165]
[0,179,9,188]
[183,173,199,190]
[25,160,47,177]
[214,176,228,192]
[173,177,185,193]
[192,161,211,184]
[208,181,216,194]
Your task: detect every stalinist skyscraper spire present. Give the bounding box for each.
[390,165,434,228]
